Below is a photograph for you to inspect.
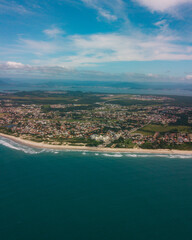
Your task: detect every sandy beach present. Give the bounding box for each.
[1,132,192,155]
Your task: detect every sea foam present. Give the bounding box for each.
[102,153,123,158]
[0,137,44,154]
[0,136,192,158]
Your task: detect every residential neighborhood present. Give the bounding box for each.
[0,92,192,149]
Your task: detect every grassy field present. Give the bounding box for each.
[0,91,103,105]
[135,124,192,135]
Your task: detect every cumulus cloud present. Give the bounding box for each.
[133,0,192,12]
[5,61,25,68]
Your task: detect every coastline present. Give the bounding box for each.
[1,132,192,155]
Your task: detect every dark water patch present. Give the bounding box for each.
[1,146,192,240]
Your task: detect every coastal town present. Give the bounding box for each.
[0,91,192,150]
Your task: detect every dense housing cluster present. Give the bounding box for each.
[0,91,192,149]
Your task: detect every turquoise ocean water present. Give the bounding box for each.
[1,136,192,240]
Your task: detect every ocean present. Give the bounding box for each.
[1,136,192,240]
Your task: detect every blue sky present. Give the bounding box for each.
[0,0,192,82]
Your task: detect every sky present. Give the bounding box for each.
[0,0,192,82]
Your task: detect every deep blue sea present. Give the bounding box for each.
[1,136,192,240]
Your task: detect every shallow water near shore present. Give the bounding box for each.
[1,139,192,240]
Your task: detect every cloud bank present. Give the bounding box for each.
[0,61,182,82]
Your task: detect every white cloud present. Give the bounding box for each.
[2,29,192,68]
[81,0,127,21]
[6,61,24,68]
[0,61,180,82]
[63,32,192,67]
[153,19,171,35]
[185,74,192,80]
[147,73,158,78]
[154,20,167,27]
[19,39,60,55]
[0,0,30,15]
[133,0,192,12]
[44,27,64,38]
[96,8,117,21]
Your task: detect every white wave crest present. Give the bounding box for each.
[0,136,192,159]
[102,153,123,158]
[125,153,192,159]
[125,154,138,157]
[168,154,192,159]
[0,137,44,154]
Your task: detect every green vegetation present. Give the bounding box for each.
[0,91,103,105]
[107,137,136,148]
[171,95,192,107]
[0,127,13,135]
[42,137,103,147]
[170,114,191,126]
[136,124,192,136]
[41,105,51,112]
[108,99,161,106]
[141,141,192,150]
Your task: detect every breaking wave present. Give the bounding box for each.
[100,153,192,159]
[124,153,192,159]
[102,153,123,158]
[0,137,45,154]
[0,136,192,159]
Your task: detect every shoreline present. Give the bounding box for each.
[1,133,192,155]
